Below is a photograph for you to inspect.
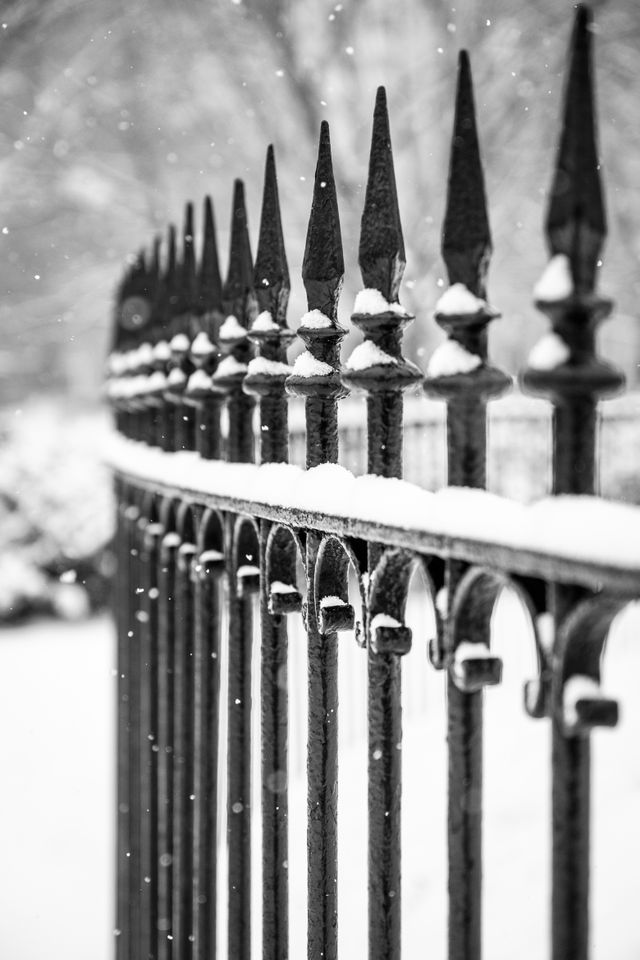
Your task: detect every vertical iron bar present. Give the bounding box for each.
[422,53,509,960]
[285,120,345,960]
[172,538,197,958]
[192,557,222,960]
[139,517,163,959]
[226,538,254,960]
[519,10,624,958]
[127,501,144,957]
[259,535,289,960]
[115,494,131,960]
[212,180,257,960]
[366,397,404,960]
[244,144,294,960]
[157,528,180,960]
[341,88,423,960]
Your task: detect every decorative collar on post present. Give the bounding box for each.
[424,52,509,404]
[521,4,623,402]
[185,197,224,442]
[165,205,197,450]
[115,251,155,439]
[106,260,134,436]
[159,223,184,450]
[211,180,255,395]
[286,121,347,414]
[136,237,166,444]
[244,146,295,463]
[212,179,256,463]
[341,86,422,406]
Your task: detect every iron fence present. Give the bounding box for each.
[107,8,638,960]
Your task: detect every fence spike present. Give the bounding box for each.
[244,145,294,463]
[253,144,290,324]
[181,201,197,318]
[164,223,178,328]
[546,3,605,295]
[359,86,405,303]
[223,179,254,323]
[150,236,161,285]
[187,197,223,460]
[302,121,344,320]
[147,236,162,343]
[199,196,223,316]
[212,180,255,462]
[442,50,491,298]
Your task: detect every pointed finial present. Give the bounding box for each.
[181,201,197,314]
[254,145,290,323]
[302,121,344,319]
[546,4,605,294]
[166,223,176,282]
[148,235,162,339]
[131,249,149,302]
[223,179,254,323]
[151,235,161,281]
[442,50,491,298]
[359,86,405,302]
[165,223,179,322]
[199,196,223,314]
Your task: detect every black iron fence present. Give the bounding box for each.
[107,8,639,960]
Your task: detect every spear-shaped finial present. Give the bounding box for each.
[442,50,491,299]
[165,223,178,320]
[150,235,161,284]
[148,235,162,340]
[223,179,254,323]
[546,4,605,295]
[199,196,223,314]
[359,86,405,303]
[118,249,151,343]
[302,120,344,320]
[253,145,290,323]
[180,201,197,316]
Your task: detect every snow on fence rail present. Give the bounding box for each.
[107,9,636,960]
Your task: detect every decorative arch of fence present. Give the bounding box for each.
[107,7,639,960]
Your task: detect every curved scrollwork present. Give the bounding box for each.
[265,523,305,615]
[314,534,365,638]
[196,508,225,580]
[367,548,436,656]
[555,595,626,736]
[231,514,261,598]
[448,566,544,702]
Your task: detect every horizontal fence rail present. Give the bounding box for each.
[107,8,637,960]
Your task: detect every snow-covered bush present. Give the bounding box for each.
[0,401,114,622]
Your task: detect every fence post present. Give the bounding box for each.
[244,145,295,960]
[156,509,180,960]
[286,120,346,960]
[520,8,624,958]
[423,51,509,960]
[171,509,198,959]
[212,180,257,960]
[137,505,163,960]
[191,520,224,960]
[342,87,422,960]
[114,488,133,960]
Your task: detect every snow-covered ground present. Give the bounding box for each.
[0,616,115,960]
[1,594,639,960]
